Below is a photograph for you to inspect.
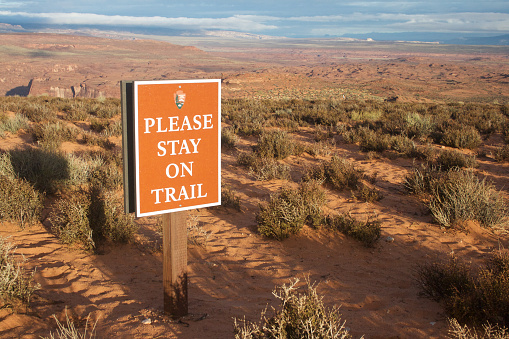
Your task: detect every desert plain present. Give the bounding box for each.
[0,32,508,338]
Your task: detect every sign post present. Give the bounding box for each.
[122,79,221,318]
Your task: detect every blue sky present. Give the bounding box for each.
[0,0,508,38]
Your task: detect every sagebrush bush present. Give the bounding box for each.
[0,113,29,135]
[494,145,509,162]
[0,236,39,307]
[355,182,383,203]
[435,149,477,170]
[327,213,381,247]
[51,186,137,251]
[255,129,303,159]
[442,125,482,149]
[221,183,241,211]
[221,126,238,149]
[257,182,326,240]
[429,170,506,229]
[303,155,362,191]
[0,175,44,228]
[417,251,509,328]
[237,152,290,181]
[31,122,79,150]
[234,278,353,339]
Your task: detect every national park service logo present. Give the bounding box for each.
[174,89,186,109]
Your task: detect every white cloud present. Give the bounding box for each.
[0,11,278,31]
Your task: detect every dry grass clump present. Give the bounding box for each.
[256,181,326,240]
[234,278,353,339]
[221,183,241,211]
[0,175,44,228]
[494,145,509,162]
[0,236,39,308]
[0,113,29,136]
[327,213,381,247]
[416,251,509,329]
[221,126,238,149]
[303,155,362,191]
[41,309,98,339]
[448,318,508,339]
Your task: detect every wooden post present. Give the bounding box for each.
[162,211,188,318]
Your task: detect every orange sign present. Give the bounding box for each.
[134,80,221,217]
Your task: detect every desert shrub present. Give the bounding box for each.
[7,148,69,194]
[448,318,508,339]
[435,149,477,171]
[20,101,56,122]
[51,190,94,250]
[66,153,104,187]
[442,125,482,149]
[494,145,509,162]
[51,186,137,251]
[0,236,39,308]
[187,214,210,246]
[0,113,29,135]
[221,183,241,211]
[88,162,122,190]
[307,139,335,157]
[0,175,44,228]
[237,152,290,181]
[313,125,335,142]
[350,109,382,121]
[404,112,434,139]
[88,99,120,119]
[417,251,509,328]
[234,278,352,339]
[221,126,238,149]
[257,182,326,240]
[327,213,381,247]
[404,163,443,196]
[255,130,303,159]
[225,100,269,136]
[429,170,506,229]
[31,122,79,150]
[303,155,362,191]
[390,135,423,158]
[355,182,383,203]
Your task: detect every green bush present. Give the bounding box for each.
[0,236,39,307]
[234,278,353,339]
[0,175,44,228]
[327,213,381,247]
[417,251,509,328]
[304,155,362,191]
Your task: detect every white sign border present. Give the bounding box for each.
[134,79,221,217]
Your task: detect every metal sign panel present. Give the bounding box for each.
[132,79,221,217]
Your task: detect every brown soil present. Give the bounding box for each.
[0,33,508,338]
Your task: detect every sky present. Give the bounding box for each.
[0,0,508,39]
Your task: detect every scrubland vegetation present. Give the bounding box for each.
[1,95,508,337]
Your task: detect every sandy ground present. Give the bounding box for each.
[1,129,508,338]
[0,33,508,338]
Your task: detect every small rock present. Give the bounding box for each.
[142,318,152,325]
[385,236,395,243]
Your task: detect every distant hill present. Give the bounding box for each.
[443,34,509,45]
